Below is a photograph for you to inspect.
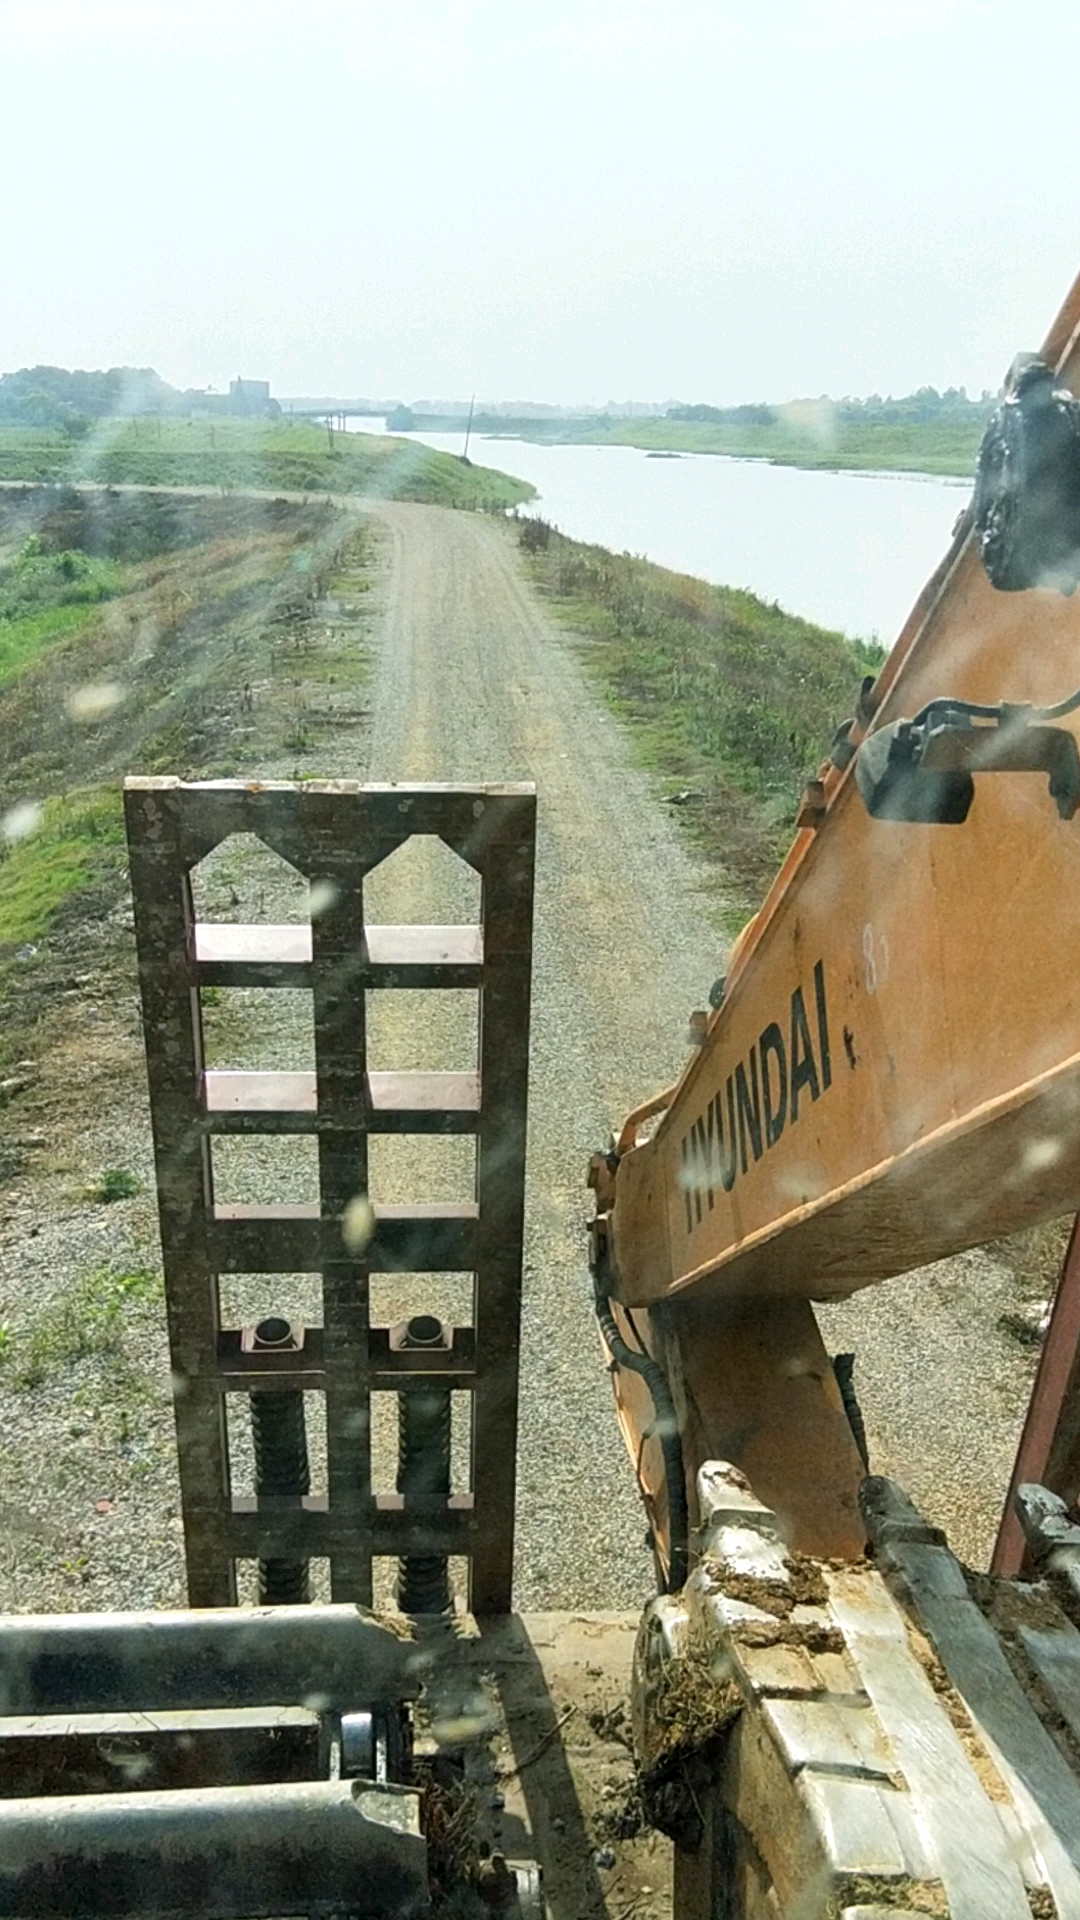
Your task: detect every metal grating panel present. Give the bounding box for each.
[124,777,535,1612]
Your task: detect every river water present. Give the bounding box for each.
[344,417,969,643]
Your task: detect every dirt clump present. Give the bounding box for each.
[635,1651,742,1850]
[702,1551,829,1617]
[904,1622,1010,1803]
[966,1569,1069,1636]
[1027,1888,1058,1920]
[834,1874,949,1916]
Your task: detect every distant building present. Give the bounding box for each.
[228,377,279,418]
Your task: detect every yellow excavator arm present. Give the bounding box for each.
[590,264,1080,1572]
[589,263,1080,1920]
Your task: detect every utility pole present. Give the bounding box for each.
[462,393,475,464]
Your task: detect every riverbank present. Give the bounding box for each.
[0,419,534,510]
[401,408,985,478]
[519,517,884,918]
[384,424,966,641]
[0,489,881,1060]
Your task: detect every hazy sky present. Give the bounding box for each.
[3,0,1079,405]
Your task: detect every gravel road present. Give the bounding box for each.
[358,503,728,1608]
[0,497,1037,1613]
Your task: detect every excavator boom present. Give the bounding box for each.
[600,264,1080,1319]
[590,264,1080,1578]
[576,267,1080,1920]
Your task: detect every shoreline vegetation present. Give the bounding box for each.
[0,364,992,481]
[506,410,982,477]
[515,515,884,919]
[389,388,992,479]
[0,418,534,512]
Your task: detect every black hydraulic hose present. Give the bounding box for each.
[1041,685,1080,720]
[832,1351,870,1473]
[910,685,1080,730]
[910,696,1006,727]
[593,1281,689,1593]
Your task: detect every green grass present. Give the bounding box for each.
[0,498,377,958]
[84,1167,140,1203]
[471,410,984,478]
[0,602,106,687]
[5,1264,161,1390]
[0,541,124,688]
[0,788,124,946]
[521,522,884,914]
[0,418,535,510]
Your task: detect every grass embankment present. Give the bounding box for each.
[0,793,122,947]
[519,519,883,918]
[429,409,984,478]
[0,487,388,1577]
[0,417,534,510]
[0,536,124,686]
[0,486,377,1071]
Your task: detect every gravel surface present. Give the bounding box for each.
[359,504,733,1610]
[0,500,1039,1614]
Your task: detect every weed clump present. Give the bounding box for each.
[9,1264,160,1390]
[636,1651,742,1850]
[85,1166,140,1203]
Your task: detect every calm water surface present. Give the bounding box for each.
[347,418,969,642]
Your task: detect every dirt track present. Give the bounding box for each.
[358,503,727,1607]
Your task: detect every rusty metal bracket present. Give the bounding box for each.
[993,1214,1080,1577]
[855,705,1080,823]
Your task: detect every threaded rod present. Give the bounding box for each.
[251,1383,311,1605]
[396,1380,452,1615]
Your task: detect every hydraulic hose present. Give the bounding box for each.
[911,685,1080,729]
[592,1281,689,1593]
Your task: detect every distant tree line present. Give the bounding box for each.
[830,385,994,426]
[666,386,996,429]
[666,403,776,426]
[0,365,280,434]
[0,366,176,434]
